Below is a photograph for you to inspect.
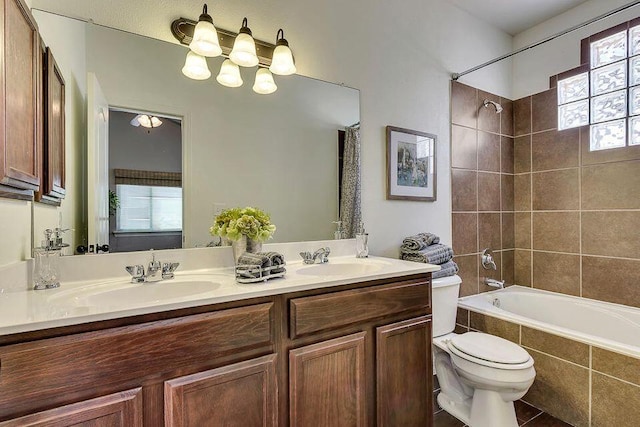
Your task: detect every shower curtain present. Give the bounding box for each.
[340,126,362,238]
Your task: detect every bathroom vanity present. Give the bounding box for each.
[0,254,436,426]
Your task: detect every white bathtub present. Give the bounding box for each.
[458,286,640,359]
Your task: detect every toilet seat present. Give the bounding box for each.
[448,332,533,370]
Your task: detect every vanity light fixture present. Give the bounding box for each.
[130,114,163,129]
[253,68,277,94]
[229,18,259,67]
[189,4,222,57]
[182,51,211,80]
[217,59,243,87]
[269,29,296,76]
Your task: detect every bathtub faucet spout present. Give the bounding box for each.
[485,278,505,289]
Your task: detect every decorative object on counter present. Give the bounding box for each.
[332,220,344,240]
[172,4,296,95]
[235,251,286,283]
[355,221,369,258]
[210,207,276,262]
[386,126,437,202]
[400,232,458,279]
[33,228,69,290]
[401,232,440,251]
[300,247,330,264]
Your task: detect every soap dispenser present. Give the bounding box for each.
[356,221,369,258]
[33,229,63,290]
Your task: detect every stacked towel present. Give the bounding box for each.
[400,233,458,279]
[260,251,286,274]
[236,251,286,280]
[401,233,440,251]
[432,260,459,279]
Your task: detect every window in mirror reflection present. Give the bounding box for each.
[116,185,182,232]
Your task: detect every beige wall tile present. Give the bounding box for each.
[455,254,479,297]
[478,213,501,252]
[532,212,580,253]
[514,97,531,136]
[582,256,640,308]
[532,169,580,211]
[451,81,477,128]
[452,170,477,211]
[531,128,579,172]
[524,349,589,427]
[501,136,514,173]
[502,249,515,285]
[502,212,514,249]
[532,252,580,296]
[582,160,640,209]
[451,125,477,170]
[469,312,519,343]
[456,307,469,327]
[478,173,501,211]
[532,89,558,132]
[515,174,531,211]
[521,327,589,366]
[582,211,640,258]
[501,174,514,212]
[500,98,514,137]
[515,250,532,286]
[478,131,501,172]
[514,136,531,173]
[452,213,478,256]
[478,90,501,134]
[592,373,640,427]
[593,347,640,386]
[515,212,531,249]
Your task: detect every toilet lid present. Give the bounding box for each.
[448,332,531,365]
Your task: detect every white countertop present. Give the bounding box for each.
[0,256,438,336]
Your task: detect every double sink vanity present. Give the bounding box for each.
[0,241,438,426]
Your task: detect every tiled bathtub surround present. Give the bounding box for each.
[457,309,640,427]
[451,81,515,297]
[513,87,640,309]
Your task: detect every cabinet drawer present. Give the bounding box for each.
[289,278,430,339]
[0,302,274,419]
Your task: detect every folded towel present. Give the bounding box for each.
[237,252,272,277]
[401,243,453,265]
[401,232,440,251]
[259,251,286,274]
[432,260,459,279]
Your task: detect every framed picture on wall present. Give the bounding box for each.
[386,126,437,201]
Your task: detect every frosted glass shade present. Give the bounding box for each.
[216,59,243,87]
[189,20,222,57]
[130,115,162,128]
[182,51,211,80]
[253,68,277,94]
[269,44,296,75]
[230,32,259,67]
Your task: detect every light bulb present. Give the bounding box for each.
[253,68,277,94]
[182,51,211,80]
[216,59,243,87]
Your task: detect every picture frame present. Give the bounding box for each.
[386,126,437,201]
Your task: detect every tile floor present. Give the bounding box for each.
[433,400,573,426]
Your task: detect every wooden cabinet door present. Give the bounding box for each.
[0,388,142,427]
[289,332,367,427]
[376,316,433,427]
[165,354,278,427]
[0,0,41,198]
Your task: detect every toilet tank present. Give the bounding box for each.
[431,274,462,337]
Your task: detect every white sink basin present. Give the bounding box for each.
[296,261,386,276]
[48,276,223,309]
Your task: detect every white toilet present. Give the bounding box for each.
[432,275,536,427]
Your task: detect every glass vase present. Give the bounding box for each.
[231,235,263,263]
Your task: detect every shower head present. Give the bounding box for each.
[483,99,503,114]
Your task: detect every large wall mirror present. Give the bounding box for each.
[31,10,360,255]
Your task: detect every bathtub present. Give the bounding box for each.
[458,285,640,359]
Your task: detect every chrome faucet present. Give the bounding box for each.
[300,247,331,264]
[125,251,179,283]
[485,278,505,289]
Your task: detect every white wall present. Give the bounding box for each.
[512,0,640,99]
